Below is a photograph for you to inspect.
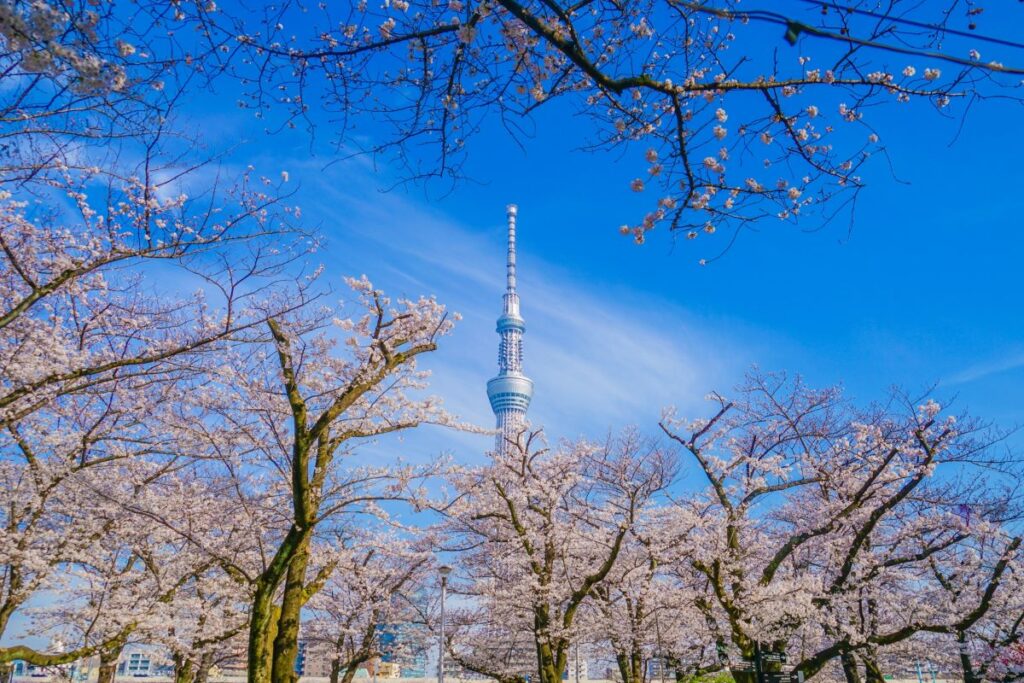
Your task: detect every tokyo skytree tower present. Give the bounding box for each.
[486,204,534,453]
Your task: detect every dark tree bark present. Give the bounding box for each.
[96,644,125,683]
[615,648,645,683]
[271,535,313,683]
[195,652,214,683]
[339,662,361,683]
[174,653,195,683]
[840,653,862,683]
[957,632,980,683]
[861,652,884,683]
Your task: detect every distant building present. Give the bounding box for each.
[11,661,76,679]
[366,661,401,679]
[117,651,153,677]
[377,623,428,678]
[397,658,426,679]
[152,663,176,678]
[564,658,588,681]
[295,621,429,680]
[646,658,676,682]
[296,640,335,678]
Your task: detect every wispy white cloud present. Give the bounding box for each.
[945,350,1024,386]
[301,166,768,458]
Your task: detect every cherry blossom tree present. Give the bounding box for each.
[158,570,251,683]
[0,156,309,424]
[21,480,221,683]
[445,429,676,683]
[0,0,312,435]
[0,19,318,664]
[2,76,456,681]
[177,0,1023,255]
[301,529,433,683]
[658,372,1023,683]
[11,0,1023,257]
[585,504,725,683]
[646,511,734,683]
[159,276,458,683]
[446,602,535,683]
[0,5,462,682]
[0,139,310,672]
[808,498,1022,683]
[589,536,663,683]
[0,0,245,187]
[929,528,1024,683]
[0,367,198,666]
[113,470,258,683]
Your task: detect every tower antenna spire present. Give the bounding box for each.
[502,204,520,318]
[506,204,517,296]
[487,204,533,453]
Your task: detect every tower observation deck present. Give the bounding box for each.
[486,204,533,453]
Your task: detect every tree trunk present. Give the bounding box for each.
[631,648,644,683]
[616,652,633,683]
[174,654,195,683]
[249,588,285,683]
[331,649,368,683]
[339,663,360,683]
[861,650,884,683]
[668,657,687,683]
[611,645,644,683]
[840,653,862,683]
[534,640,562,683]
[194,652,214,683]
[248,580,278,683]
[532,610,562,683]
[0,662,12,683]
[96,645,124,683]
[957,632,979,683]
[249,524,308,683]
[271,535,312,683]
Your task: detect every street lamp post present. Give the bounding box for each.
[439,565,452,683]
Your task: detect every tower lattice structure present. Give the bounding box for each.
[486,204,533,453]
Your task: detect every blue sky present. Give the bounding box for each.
[191,82,1024,460]
[213,89,1021,467]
